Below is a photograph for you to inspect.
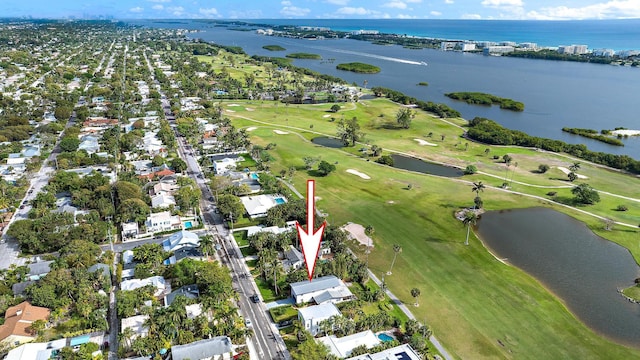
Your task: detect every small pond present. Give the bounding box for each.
[312,136,345,148]
[476,207,640,347]
[391,154,464,177]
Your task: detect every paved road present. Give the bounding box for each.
[153,84,289,358]
[0,116,76,270]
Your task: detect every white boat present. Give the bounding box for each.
[420,61,428,66]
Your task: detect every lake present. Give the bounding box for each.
[391,154,464,177]
[476,207,640,347]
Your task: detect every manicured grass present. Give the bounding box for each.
[236,154,258,169]
[269,305,298,323]
[233,230,250,247]
[622,285,640,302]
[239,246,257,257]
[241,125,640,360]
[254,276,288,303]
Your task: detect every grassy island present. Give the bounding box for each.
[262,45,286,51]
[285,52,321,59]
[445,91,525,112]
[562,127,625,146]
[417,82,429,86]
[622,284,640,302]
[336,62,381,73]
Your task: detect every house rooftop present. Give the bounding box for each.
[319,330,381,358]
[290,275,343,296]
[170,336,234,360]
[0,301,51,342]
[298,303,341,322]
[346,344,422,360]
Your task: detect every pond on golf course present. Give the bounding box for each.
[476,207,640,347]
[390,154,464,178]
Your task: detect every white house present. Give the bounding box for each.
[122,222,139,239]
[78,135,100,154]
[318,330,380,358]
[121,315,149,340]
[213,157,242,175]
[145,211,181,233]
[290,275,355,305]
[239,194,287,219]
[151,193,176,209]
[162,230,199,252]
[120,276,167,297]
[297,303,341,336]
[346,344,422,360]
[170,336,234,360]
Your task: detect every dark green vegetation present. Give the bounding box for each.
[562,127,624,146]
[417,82,429,86]
[262,45,286,51]
[371,87,461,118]
[467,117,640,173]
[336,62,381,74]
[445,92,525,112]
[505,49,614,64]
[285,52,321,60]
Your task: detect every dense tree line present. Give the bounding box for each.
[371,86,461,118]
[505,49,614,64]
[467,117,640,174]
[445,92,524,112]
[561,127,624,146]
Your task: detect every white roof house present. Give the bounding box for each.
[298,303,341,336]
[6,153,26,165]
[145,211,181,233]
[319,330,381,358]
[78,135,100,154]
[290,275,355,305]
[121,315,149,340]
[213,157,242,175]
[5,339,66,360]
[171,336,234,360]
[152,181,179,196]
[122,222,139,239]
[122,250,134,265]
[120,276,167,297]
[245,221,296,237]
[162,230,199,252]
[151,193,176,209]
[239,194,287,219]
[347,344,422,360]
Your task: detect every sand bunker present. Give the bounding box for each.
[226,109,235,113]
[343,223,374,247]
[273,130,289,135]
[611,129,640,136]
[227,103,241,107]
[246,127,257,131]
[414,139,438,146]
[346,169,371,179]
[557,166,589,179]
[246,107,254,111]
[323,114,332,118]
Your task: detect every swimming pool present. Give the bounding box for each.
[274,197,286,205]
[184,221,193,229]
[250,173,259,180]
[377,333,394,342]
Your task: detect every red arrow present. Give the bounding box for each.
[296,180,326,281]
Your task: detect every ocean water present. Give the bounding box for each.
[235,19,640,51]
[131,20,640,159]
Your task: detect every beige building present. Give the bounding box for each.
[0,301,50,346]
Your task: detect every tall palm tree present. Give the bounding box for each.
[569,162,581,172]
[463,211,478,246]
[268,256,284,295]
[411,288,421,307]
[471,181,485,209]
[509,161,519,187]
[199,235,215,260]
[387,244,402,275]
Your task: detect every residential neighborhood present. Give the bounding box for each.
[0,19,440,360]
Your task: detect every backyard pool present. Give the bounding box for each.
[377,333,394,342]
[184,221,193,229]
[274,197,286,205]
[250,173,259,180]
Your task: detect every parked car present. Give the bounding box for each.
[244,319,253,328]
[250,294,260,303]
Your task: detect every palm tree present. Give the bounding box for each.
[411,288,421,307]
[199,235,215,260]
[471,181,485,208]
[119,326,136,350]
[463,211,478,246]
[387,244,402,275]
[569,162,581,172]
[268,256,284,295]
[509,161,519,187]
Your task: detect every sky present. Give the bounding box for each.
[2,0,640,20]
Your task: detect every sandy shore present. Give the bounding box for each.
[346,169,371,179]
[557,166,588,179]
[414,138,438,146]
[342,223,374,247]
[273,130,289,135]
[246,127,257,131]
[611,129,640,136]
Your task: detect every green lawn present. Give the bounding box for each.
[233,230,250,247]
[622,285,640,302]
[269,305,299,323]
[239,125,640,360]
[253,276,288,303]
